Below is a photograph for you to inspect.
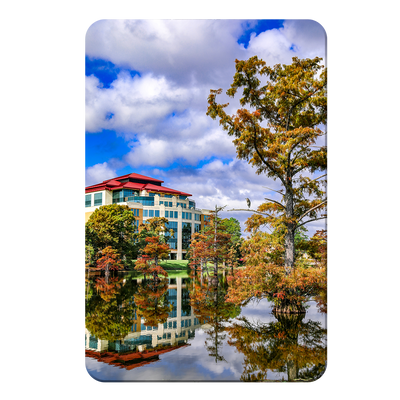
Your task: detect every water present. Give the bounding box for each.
[85,271,326,382]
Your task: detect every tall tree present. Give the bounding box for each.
[188,205,232,279]
[207,56,327,272]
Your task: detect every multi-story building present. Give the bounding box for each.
[85,172,211,260]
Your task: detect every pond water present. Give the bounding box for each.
[85,271,326,382]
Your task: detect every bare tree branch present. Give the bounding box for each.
[228,208,275,218]
[262,186,284,195]
[296,216,327,230]
[296,173,327,189]
[264,197,286,210]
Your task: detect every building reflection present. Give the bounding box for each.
[85,277,203,366]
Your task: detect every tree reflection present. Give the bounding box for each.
[226,311,326,381]
[85,275,137,341]
[133,279,171,327]
[189,272,241,363]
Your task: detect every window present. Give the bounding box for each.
[149,210,154,217]
[155,210,159,217]
[166,221,178,250]
[94,193,102,206]
[169,201,173,207]
[195,214,200,221]
[143,210,148,217]
[133,196,154,206]
[182,222,192,250]
[165,210,169,218]
[131,209,140,217]
[183,212,192,220]
[195,223,201,233]
[174,211,178,218]
[85,194,91,207]
[179,195,186,200]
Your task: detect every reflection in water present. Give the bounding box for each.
[227,312,326,381]
[85,272,326,381]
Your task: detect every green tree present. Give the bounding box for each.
[85,204,137,266]
[207,56,327,272]
[221,217,243,260]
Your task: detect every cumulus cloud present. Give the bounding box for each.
[86,72,197,135]
[85,162,117,186]
[86,19,246,87]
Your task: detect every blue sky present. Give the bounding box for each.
[85,19,326,235]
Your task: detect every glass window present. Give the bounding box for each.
[179,195,186,200]
[112,190,124,203]
[155,210,159,217]
[94,193,102,206]
[182,222,192,250]
[149,210,154,217]
[174,211,178,218]
[143,210,148,217]
[133,196,154,206]
[165,210,169,218]
[131,209,140,216]
[85,194,91,207]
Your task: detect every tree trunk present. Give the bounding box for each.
[284,184,295,273]
[214,205,218,277]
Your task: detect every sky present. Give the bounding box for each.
[85,19,327,236]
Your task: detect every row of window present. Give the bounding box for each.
[87,193,199,216]
[85,193,103,207]
[141,319,194,333]
[160,201,173,207]
[143,209,160,217]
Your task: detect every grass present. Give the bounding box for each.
[158,260,189,271]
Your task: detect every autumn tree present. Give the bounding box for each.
[207,56,327,272]
[134,237,169,280]
[207,56,326,313]
[188,205,232,279]
[96,246,124,283]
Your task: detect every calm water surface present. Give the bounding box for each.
[85,271,326,382]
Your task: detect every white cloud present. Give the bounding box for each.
[86,19,246,87]
[85,72,195,135]
[85,162,117,186]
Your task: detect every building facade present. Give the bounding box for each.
[85,172,211,260]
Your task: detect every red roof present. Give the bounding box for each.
[122,182,146,190]
[103,172,164,184]
[85,172,191,197]
[143,183,191,197]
